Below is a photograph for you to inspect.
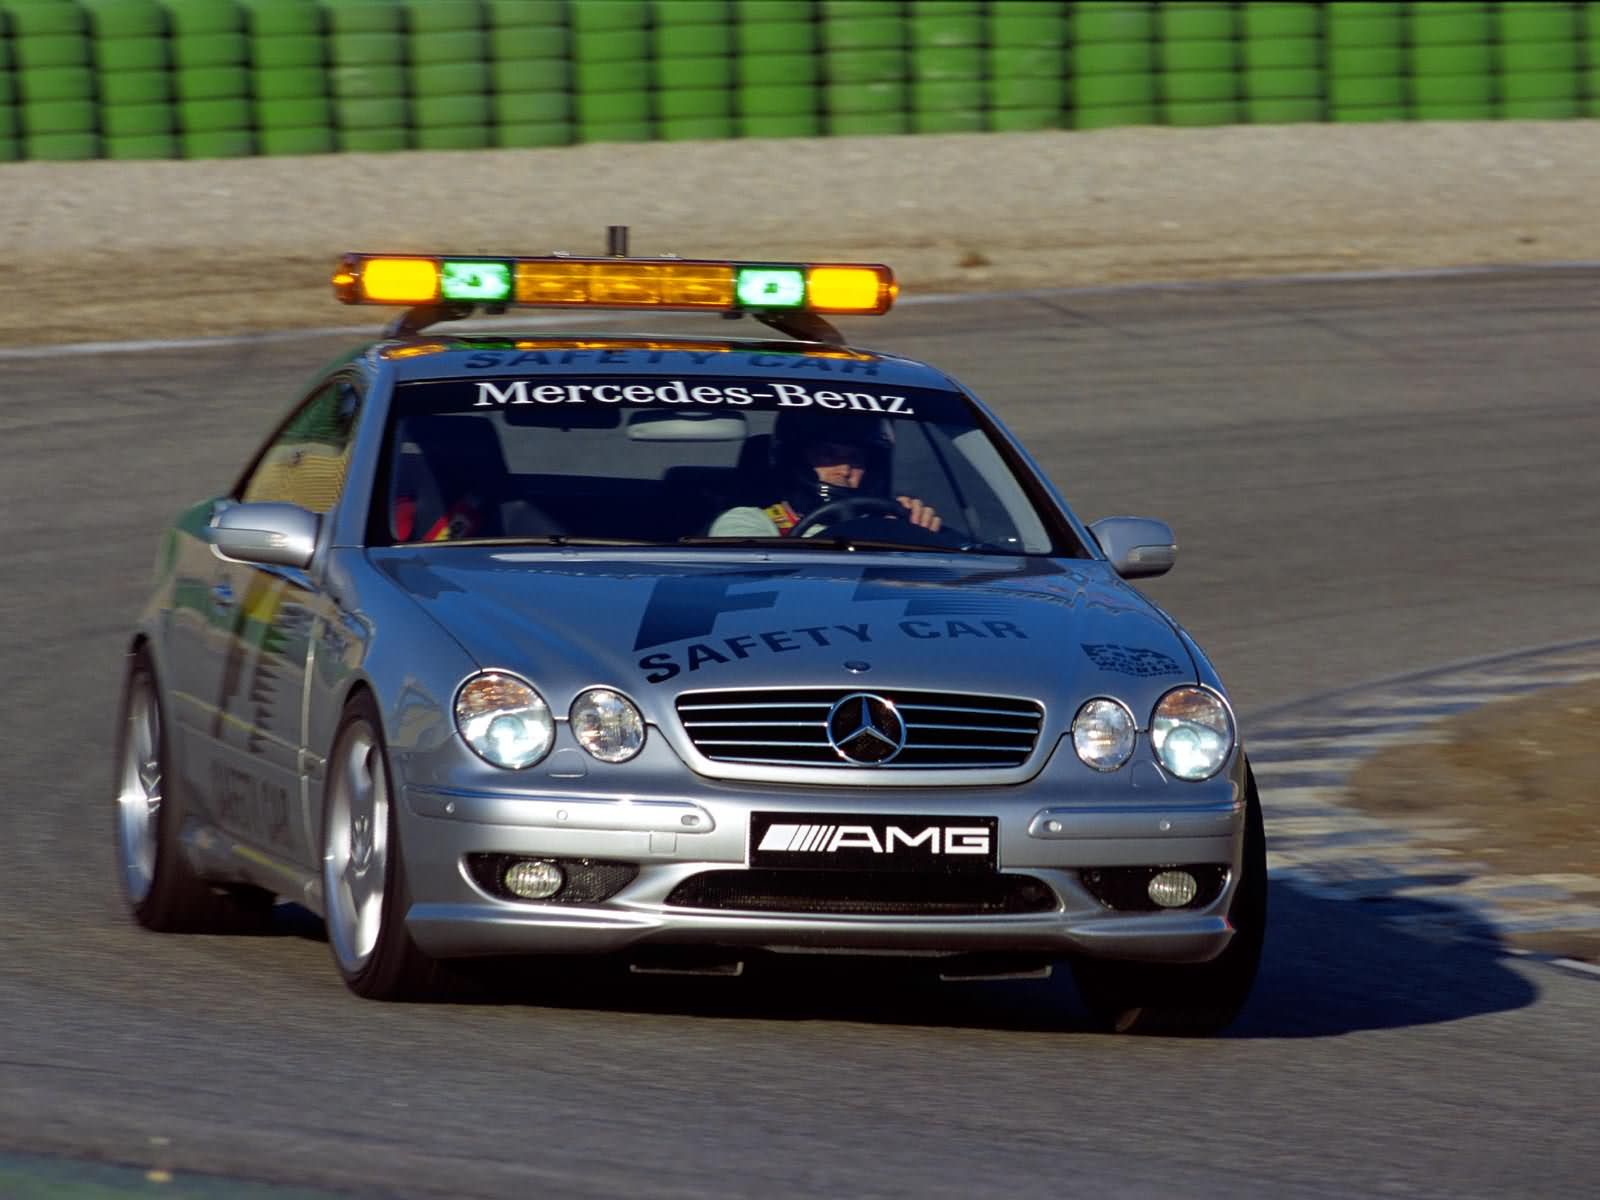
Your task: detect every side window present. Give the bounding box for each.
[240,382,362,514]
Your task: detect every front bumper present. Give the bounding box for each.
[398,751,1248,965]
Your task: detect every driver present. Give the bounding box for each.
[708,409,942,538]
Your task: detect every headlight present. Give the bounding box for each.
[570,688,646,763]
[1072,698,1135,771]
[1150,686,1234,781]
[455,672,554,769]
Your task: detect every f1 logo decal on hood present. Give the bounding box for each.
[633,570,800,651]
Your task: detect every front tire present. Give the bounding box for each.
[1071,763,1268,1036]
[114,646,260,932]
[321,690,440,1000]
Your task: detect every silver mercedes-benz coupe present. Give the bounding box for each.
[114,248,1265,1033]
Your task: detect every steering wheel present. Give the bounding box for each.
[790,496,906,538]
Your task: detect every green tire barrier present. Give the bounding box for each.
[163,0,243,35]
[1167,99,1243,127]
[104,130,178,157]
[736,19,813,54]
[179,95,249,129]
[915,47,983,80]
[656,23,730,56]
[95,37,169,71]
[253,36,325,70]
[494,57,570,91]
[655,55,731,89]
[738,111,819,137]
[172,32,247,68]
[656,88,728,121]
[1247,67,1322,100]
[240,0,321,38]
[18,33,89,66]
[1247,96,1324,123]
[493,25,569,58]
[412,61,490,95]
[659,114,735,140]
[992,16,1065,48]
[331,64,405,99]
[260,124,334,153]
[323,0,403,35]
[739,84,816,116]
[5,2,87,35]
[494,118,570,146]
[1243,4,1321,39]
[494,90,569,123]
[27,130,99,157]
[991,44,1069,76]
[736,53,817,85]
[656,1,733,25]
[254,67,326,101]
[180,127,253,156]
[407,0,483,34]
[81,0,165,38]
[1245,39,1321,70]
[175,66,246,100]
[989,107,1059,131]
[101,99,171,134]
[341,125,409,150]
[330,31,403,63]
[337,95,407,129]
[409,29,487,64]
[2,1,1599,161]
[20,64,91,99]
[99,70,170,103]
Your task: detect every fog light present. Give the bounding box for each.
[1147,869,1199,909]
[504,859,564,900]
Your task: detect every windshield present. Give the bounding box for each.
[372,375,1081,555]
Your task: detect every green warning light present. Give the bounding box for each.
[735,267,806,309]
[440,260,513,303]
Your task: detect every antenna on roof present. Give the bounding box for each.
[606,225,629,257]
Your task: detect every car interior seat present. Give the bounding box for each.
[390,414,555,541]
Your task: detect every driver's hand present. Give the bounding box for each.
[896,496,942,531]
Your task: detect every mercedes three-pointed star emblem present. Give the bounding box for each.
[826,693,906,765]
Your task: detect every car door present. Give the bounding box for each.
[205,375,364,870]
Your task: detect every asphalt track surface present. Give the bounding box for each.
[2,272,1597,1198]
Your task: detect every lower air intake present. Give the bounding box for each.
[664,870,1058,916]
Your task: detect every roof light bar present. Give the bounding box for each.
[331,253,896,315]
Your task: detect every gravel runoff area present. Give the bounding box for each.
[4,118,1594,954]
[3,119,1600,345]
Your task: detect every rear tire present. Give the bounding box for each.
[321,690,441,1000]
[114,646,266,932]
[1071,763,1268,1035]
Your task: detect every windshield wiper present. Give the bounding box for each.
[426,536,679,548]
[676,536,942,553]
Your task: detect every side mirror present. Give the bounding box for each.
[208,501,319,569]
[1088,516,1177,579]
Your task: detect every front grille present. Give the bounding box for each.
[676,687,1044,769]
[664,869,1058,915]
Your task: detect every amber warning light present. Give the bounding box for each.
[330,253,897,316]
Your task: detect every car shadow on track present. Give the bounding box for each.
[1225,879,1539,1038]
[330,876,1540,1037]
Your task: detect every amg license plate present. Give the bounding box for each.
[749,813,998,874]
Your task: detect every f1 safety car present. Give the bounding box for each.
[113,232,1266,1034]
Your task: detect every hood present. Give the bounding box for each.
[370,548,1198,722]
